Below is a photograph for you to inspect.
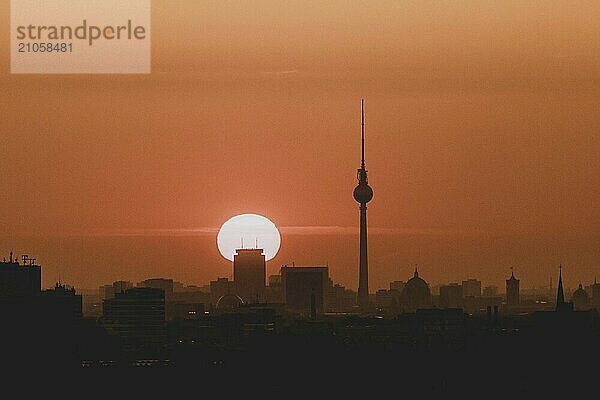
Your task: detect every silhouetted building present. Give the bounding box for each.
[210,277,233,304]
[100,280,134,301]
[233,248,266,303]
[102,287,166,351]
[0,253,41,297]
[281,265,328,315]
[483,285,498,297]
[390,280,405,292]
[375,289,394,309]
[170,302,205,320]
[216,293,244,311]
[572,284,589,311]
[326,283,356,312]
[138,278,174,301]
[439,283,462,308]
[462,279,481,298]
[506,270,520,307]
[591,278,600,309]
[42,282,83,320]
[555,265,573,312]
[266,274,283,303]
[353,99,374,308]
[400,268,431,312]
[99,284,114,300]
[113,280,133,294]
[268,274,281,288]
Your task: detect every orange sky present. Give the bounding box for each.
[1,1,599,291]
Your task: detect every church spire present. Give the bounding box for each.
[556,265,565,310]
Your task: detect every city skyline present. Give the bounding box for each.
[2,2,600,386]
[1,2,599,291]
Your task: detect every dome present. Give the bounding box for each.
[216,294,244,310]
[572,284,588,301]
[400,268,431,312]
[572,284,589,310]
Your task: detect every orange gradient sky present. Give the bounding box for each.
[1,1,599,290]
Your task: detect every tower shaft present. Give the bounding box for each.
[358,203,369,306]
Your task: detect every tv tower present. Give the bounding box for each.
[353,99,373,308]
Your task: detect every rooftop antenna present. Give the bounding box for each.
[241,236,244,249]
[9,251,13,263]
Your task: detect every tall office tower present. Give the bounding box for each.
[233,248,266,303]
[353,99,374,308]
[506,270,520,307]
[102,287,166,349]
[0,253,41,297]
[280,265,329,315]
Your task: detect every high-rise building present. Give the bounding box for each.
[102,287,166,349]
[506,270,520,307]
[353,99,374,308]
[280,265,328,316]
[233,248,266,303]
[0,253,41,297]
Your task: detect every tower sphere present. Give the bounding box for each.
[354,183,373,203]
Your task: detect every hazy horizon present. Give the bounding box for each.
[1,1,599,291]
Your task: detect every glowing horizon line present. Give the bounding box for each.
[12,226,486,237]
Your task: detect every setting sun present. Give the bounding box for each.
[216,214,281,262]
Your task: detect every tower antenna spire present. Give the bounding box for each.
[361,98,365,169]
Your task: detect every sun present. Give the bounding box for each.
[216,214,281,262]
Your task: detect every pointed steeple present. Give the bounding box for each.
[414,265,419,278]
[556,265,565,310]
